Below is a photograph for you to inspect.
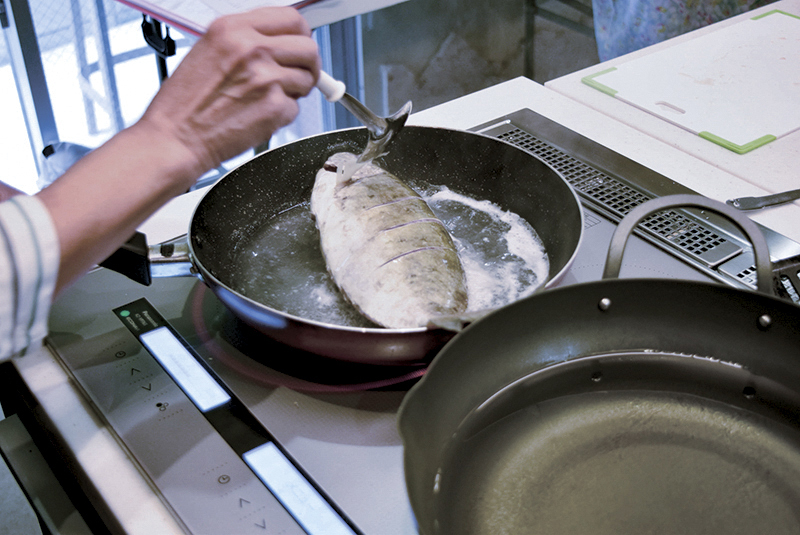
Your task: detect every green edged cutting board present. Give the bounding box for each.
[582,10,800,154]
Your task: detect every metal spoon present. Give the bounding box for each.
[317,72,412,162]
[726,188,800,210]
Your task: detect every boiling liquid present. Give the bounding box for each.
[424,185,549,314]
[230,186,549,328]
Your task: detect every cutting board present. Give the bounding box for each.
[582,10,800,154]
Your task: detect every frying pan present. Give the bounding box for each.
[109,126,583,364]
[398,194,800,533]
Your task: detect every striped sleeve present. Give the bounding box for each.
[0,195,60,361]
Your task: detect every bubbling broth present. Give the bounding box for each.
[229,186,549,328]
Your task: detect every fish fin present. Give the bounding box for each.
[426,309,492,332]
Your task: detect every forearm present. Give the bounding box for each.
[33,6,319,297]
[36,122,202,295]
[0,181,26,201]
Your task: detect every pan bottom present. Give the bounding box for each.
[436,389,800,534]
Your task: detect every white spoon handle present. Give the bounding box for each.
[317,71,346,102]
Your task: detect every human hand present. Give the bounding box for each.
[137,7,321,178]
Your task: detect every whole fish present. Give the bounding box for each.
[310,152,468,329]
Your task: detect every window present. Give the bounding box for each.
[1,0,356,194]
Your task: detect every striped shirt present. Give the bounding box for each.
[0,195,60,361]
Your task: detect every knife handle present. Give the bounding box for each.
[727,188,800,210]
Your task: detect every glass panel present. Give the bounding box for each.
[0,34,38,193]
[29,0,194,146]
[1,0,351,193]
[1,0,199,192]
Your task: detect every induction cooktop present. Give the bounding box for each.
[14,108,800,535]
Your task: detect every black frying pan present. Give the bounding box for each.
[111,126,584,364]
[398,195,800,533]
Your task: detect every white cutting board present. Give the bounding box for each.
[582,10,800,154]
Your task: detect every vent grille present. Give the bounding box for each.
[780,275,800,303]
[736,265,759,288]
[644,214,728,255]
[496,128,739,270]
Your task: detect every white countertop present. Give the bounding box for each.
[13,8,800,531]
[546,0,800,243]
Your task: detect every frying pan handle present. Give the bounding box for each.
[602,194,774,295]
[100,233,195,285]
[148,234,196,279]
[99,231,151,285]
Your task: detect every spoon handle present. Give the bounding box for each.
[726,188,800,210]
[316,71,386,136]
[317,71,346,102]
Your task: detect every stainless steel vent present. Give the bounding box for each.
[472,109,800,302]
[492,127,742,271]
